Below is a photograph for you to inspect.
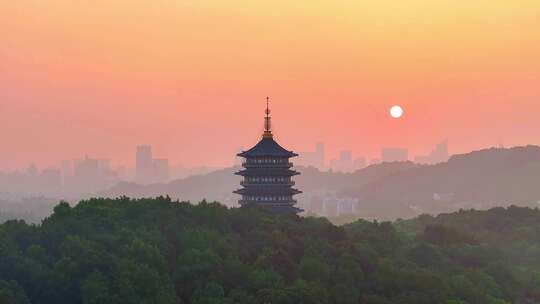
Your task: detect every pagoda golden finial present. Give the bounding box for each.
[263,96,273,138]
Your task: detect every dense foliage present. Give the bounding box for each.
[1,197,539,304]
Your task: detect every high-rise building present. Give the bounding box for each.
[60,160,74,182]
[381,148,409,162]
[97,159,111,171]
[136,145,154,184]
[328,149,365,172]
[72,156,102,193]
[234,98,302,214]
[136,145,170,184]
[340,150,352,162]
[37,168,62,195]
[414,141,449,164]
[153,159,169,183]
[297,142,325,170]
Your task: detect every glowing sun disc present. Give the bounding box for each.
[390,105,403,118]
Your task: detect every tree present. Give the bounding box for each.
[81,271,112,304]
[0,280,30,304]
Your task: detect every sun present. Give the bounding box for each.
[390,105,403,119]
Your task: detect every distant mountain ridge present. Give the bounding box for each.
[101,145,540,218]
[100,161,418,205]
[348,145,540,205]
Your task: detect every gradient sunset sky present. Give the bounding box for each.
[1,0,539,169]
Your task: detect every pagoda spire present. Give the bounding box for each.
[263,96,273,138]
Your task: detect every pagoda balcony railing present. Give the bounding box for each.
[240,181,295,186]
[242,162,293,168]
[239,199,297,205]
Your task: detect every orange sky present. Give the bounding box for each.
[1,0,539,169]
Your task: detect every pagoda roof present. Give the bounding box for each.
[261,204,303,214]
[235,168,300,177]
[234,188,302,195]
[238,137,298,158]
[238,202,303,214]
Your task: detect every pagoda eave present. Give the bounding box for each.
[234,188,302,195]
[235,169,300,177]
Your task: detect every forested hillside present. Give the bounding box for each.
[345,146,540,209]
[1,198,539,303]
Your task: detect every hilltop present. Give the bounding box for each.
[344,145,540,217]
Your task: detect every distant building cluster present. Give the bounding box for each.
[0,145,175,199]
[61,156,120,195]
[297,143,366,173]
[135,145,169,185]
[0,139,451,205]
[0,156,120,199]
[329,150,366,173]
[381,147,409,162]
[0,165,63,198]
[297,141,449,173]
[414,141,449,164]
[304,195,360,217]
[297,142,325,169]
[296,141,450,173]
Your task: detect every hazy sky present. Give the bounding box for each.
[1,0,539,169]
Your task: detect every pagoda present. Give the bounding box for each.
[234,98,302,214]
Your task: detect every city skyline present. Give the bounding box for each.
[3,140,452,176]
[1,1,539,169]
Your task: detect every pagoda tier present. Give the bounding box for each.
[235,168,300,177]
[233,98,302,215]
[233,187,302,196]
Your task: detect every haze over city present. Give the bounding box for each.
[3,2,540,303]
[2,0,540,170]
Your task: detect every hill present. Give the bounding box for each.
[344,146,540,217]
[100,146,540,220]
[100,167,241,205]
[100,162,417,211]
[1,198,539,303]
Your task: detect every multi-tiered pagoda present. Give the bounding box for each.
[234,98,302,214]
